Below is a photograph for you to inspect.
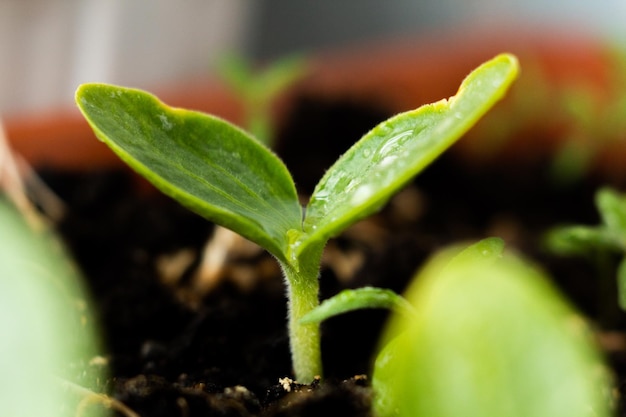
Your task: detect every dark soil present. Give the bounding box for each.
[41,96,626,416]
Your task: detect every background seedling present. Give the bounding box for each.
[216,54,308,145]
[546,187,626,313]
[550,49,626,183]
[373,238,612,417]
[76,53,518,382]
[466,49,626,185]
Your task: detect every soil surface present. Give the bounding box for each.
[41,96,626,416]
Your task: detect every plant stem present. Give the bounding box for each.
[280,244,324,383]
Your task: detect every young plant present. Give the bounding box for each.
[216,54,308,145]
[75,53,518,382]
[546,187,626,311]
[372,238,612,417]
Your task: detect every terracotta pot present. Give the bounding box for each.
[5,26,621,178]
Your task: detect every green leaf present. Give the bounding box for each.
[544,187,626,256]
[373,244,612,417]
[446,236,504,265]
[0,198,106,417]
[76,83,302,262]
[300,54,519,254]
[596,187,626,249]
[544,225,616,257]
[299,287,415,324]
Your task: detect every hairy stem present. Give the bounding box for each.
[280,244,324,382]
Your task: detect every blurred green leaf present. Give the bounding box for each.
[216,54,308,144]
[0,198,106,417]
[374,241,612,417]
[545,225,615,257]
[596,187,626,249]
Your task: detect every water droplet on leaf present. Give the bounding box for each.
[351,184,374,206]
[158,113,174,131]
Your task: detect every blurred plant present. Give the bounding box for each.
[216,54,308,145]
[303,237,614,416]
[0,120,132,417]
[467,48,626,184]
[372,238,613,417]
[546,187,626,313]
[551,48,626,183]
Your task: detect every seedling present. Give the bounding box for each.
[216,54,308,145]
[546,187,626,311]
[372,238,612,417]
[76,53,518,382]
